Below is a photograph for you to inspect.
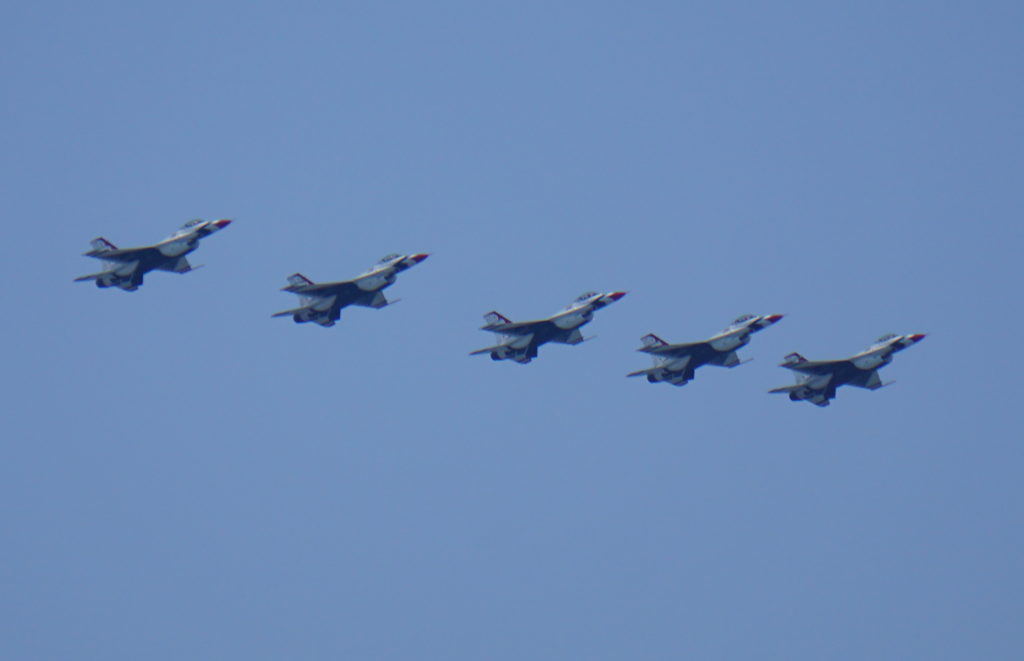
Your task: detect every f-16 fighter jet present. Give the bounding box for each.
[74,219,232,291]
[769,333,926,407]
[470,291,627,364]
[627,314,784,386]
[272,253,429,327]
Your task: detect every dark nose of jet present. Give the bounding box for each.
[213,219,232,228]
[607,291,627,301]
[765,314,784,324]
[409,253,429,264]
[909,333,926,343]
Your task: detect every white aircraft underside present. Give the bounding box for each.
[74,219,232,291]
[628,314,783,387]
[471,291,626,364]
[272,253,429,327]
[769,333,925,406]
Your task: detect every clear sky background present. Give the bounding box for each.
[3,2,1022,659]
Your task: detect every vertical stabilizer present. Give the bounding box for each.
[782,352,807,367]
[287,273,314,287]
[640,333,668,348]
[90,237,117,253]
[483,311,512,326]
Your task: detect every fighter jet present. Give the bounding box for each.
[74,219,232,291]
[627,314,784,386]
[769,333,926,407]
[470,291,627,364]
[272,253,429,327]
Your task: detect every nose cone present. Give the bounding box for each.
[765,314,784,324]
[409,253,429,264]
[607,291,627,302]
[213,219,232,229]
[909,333,926,343]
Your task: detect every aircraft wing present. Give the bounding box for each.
[73,260,142,284]
[481,318,555,336]
[846,369,884,390]
[708,350,745,367]
[785,359,852,374]
[351,290,391,309]
[155,256,196,273]
[84,245,160,262]
[640,340,708,357]
[549,328,585,345]
[287,279,359,296]
[283,280,364,311]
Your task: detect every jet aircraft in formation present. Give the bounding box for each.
[75,220,925,406]
[768,333,926,406]
[627,314,783,386]
[74,219,231,291]
[470,291,626,364]
[272,253,429,327]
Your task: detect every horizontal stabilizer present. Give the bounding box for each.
[626,366,663,378]
[469,343,512,356]
[272,305,313,318]
[768,383,805,394]
[73,269,117,282]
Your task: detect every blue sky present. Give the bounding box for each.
[3,2,1022,659]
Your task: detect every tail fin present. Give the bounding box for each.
[782,352,807,367]
[287,273,314,287]
[483,311,512,326]
[90,237,117,252]
[640,333,668,348]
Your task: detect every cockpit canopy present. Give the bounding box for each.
[180,219,205,229]
[575,291,599,302]
[876,333,899,344]
[377,253,401,263]
[730,314,756,326]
